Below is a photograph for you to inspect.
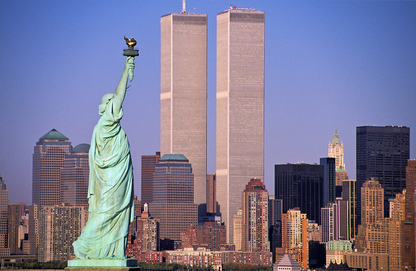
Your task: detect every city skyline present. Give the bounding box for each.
[1,1,415,204]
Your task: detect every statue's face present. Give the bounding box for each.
[98,93,113,115]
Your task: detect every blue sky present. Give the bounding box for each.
[0,0,415,204]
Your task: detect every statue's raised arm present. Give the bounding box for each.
[71,40,138,264]
[113,57,135,115]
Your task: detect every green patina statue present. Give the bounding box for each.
[72,56,135,260]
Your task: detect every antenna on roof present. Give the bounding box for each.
[181,0,186,14]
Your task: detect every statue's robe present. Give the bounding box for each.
[73,99,134,259]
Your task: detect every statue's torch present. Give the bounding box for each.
[123,36,139,81]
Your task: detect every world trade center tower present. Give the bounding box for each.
[216,7,265,243]
[160,9,207,206]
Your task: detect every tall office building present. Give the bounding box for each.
[216,7,265,243]
[33,129,72,206]
[149,154,197,241]
[160,6,207,206]
[275,163,324,224]
[321,202,337,243]
[206,174,216,214]
[282,208,308,269]
[320,157,336,205]
[341,179,356,239]
[8,204,21,255]
[355,178,387,253]
[320,200,349,242]
[241,178,269,252]
[127,203,159,260]
[356,126,410,221]
[37,205,88,262]
[233,209,243,251]
[403,160,416,269]
[0,175,9,257]
[328,129,348,186]
[387,192,406,271]
[141,152,160,205]
[60,144,89,206]
[268,196,282,262]
[28,204,39,255]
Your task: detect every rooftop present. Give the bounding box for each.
[331,129,340,146]
[39,129,69,141]
[159,154,189,162]
[72,144,90,154]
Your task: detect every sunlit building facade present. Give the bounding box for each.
[141,152,160,205]
[0,175,9,257]
[60,144,89,206]
[160,10,207,206]
[216,7,265,243]
[403,159,416,270]
[282,208,308,269]
[242,178,269,252]
[33,129,72,206]
[328,129,348,186]
[149,154,197,241]
[37,205,88,262]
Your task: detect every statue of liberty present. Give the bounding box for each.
[72,55,135,260]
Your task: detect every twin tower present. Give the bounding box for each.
[160,7,265,243]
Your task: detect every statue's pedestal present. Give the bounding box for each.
[66,258,138,270]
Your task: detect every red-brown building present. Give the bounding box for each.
[403,159,416,270]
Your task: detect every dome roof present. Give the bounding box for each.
[72,144,90,154]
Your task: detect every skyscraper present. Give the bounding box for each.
[28,204,38,256]
[33,129,72,206]
[0,175,9,257]
[206,174,216,214]
[233,209,242,251]
[160,7,207,206]
[37,205,88,262]
[341,179,356,239]
[282,208,308,269]
[60,144,89,206]
[355,178,387,254]
[321,202,337,242]
[141,152,160,205]
[8,204,21,255]
[216,7,265,244]
[356,126,410,220]
[275,163,324,224]
[328,129,348,186]
[149,154,197,241]
[241,178,269,252]
[320,157,336,205]
[268,196,282,262]
[403,159,416,269]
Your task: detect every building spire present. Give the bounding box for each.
[181,0,186,13]
[332,129,340,146]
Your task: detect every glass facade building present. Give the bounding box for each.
[275,163,324,224]
[320,157,336,205]
[356,125,410,221]
[60,144,89,206]
[149,154,197,241]
[32,129,72,206]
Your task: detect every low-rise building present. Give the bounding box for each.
[325,240,352,267]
